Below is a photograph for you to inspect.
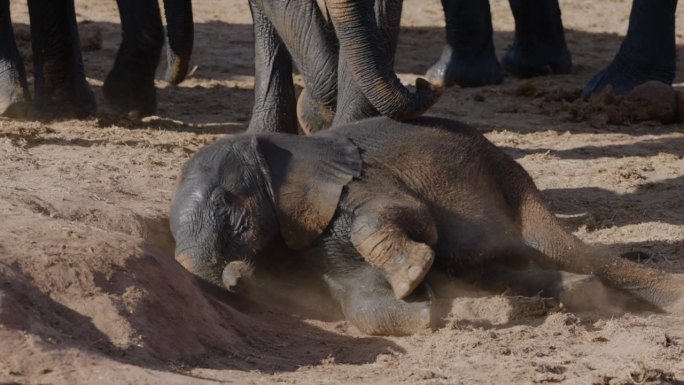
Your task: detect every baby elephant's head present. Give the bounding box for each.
[170,133,361,291]
[170,136,277,290]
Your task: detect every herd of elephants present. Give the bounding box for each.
[2,0,684,336]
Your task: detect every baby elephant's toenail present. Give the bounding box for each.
[408,265,423,281]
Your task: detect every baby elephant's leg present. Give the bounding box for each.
[324,260,433,336]
[351,200,438,299]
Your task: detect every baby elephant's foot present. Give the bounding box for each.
[557,273,616,312]
[351,202,438,300]
[341,282,433,336]
[385,242,434,300]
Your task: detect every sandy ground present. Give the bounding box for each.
[1,0,684,384]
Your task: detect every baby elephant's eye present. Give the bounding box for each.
[209,188,249,234]
[210,188,236,207]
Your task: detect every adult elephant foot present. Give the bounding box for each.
[502,0,571,78]
[426,45,503,88]
[581,0,677,99]
[28,51,97,118]
[0,19,31,118]
[33,78,97,119]
[0,76,30,118]
[427,0,502,88]
[0,97,30,118]
[103,73,157,120]
[324,264,434,336]
[501,39,571,78]
[580,60,674,100]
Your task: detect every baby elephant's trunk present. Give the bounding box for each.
[176,252,252,291]
[222,260,254,292]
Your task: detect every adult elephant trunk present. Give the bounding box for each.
[162,0,193,85]
[326,0,441,120]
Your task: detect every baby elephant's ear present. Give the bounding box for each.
[254,134,362,250]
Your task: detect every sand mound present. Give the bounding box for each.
[0,189,405,383]
[0,204,259,375]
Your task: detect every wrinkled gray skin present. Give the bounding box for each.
[171,116,684,336]
[0,0,193,119]
[246,0,441,135]
[245,0,568,133]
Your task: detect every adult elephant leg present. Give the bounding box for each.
[246,0,297,134]
[501,0,571,78]
[327,0,440,121]
[582,0,678,99]
[103,0,164,119]
[27,0,95,117]
[426,0,503,88]
[162,0,194,85]
[251,0,338,133]
[0,0,30,118]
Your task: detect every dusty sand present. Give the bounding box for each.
[1,0,684,384]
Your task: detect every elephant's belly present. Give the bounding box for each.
[432,209,525,270]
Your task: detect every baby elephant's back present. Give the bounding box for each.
[328,116,532,252]
[328,116,518,194]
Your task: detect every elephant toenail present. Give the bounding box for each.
[408,265,423,281]
[395,282,410,298]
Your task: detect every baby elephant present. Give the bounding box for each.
[170,116,684,335]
